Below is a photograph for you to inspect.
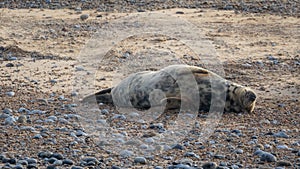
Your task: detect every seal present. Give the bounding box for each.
[82,65,256,114]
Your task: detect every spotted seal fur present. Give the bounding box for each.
[82,65,256,114]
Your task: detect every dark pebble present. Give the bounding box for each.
[111,165,121,169]
[27,164,38,169]
[38,151,53,158]
[62,159,74,165]
[176,11,184,14]
[168,164,192,169]
[172,144,185,150]
[71,166,84,169]
[134,157,147,164]
[26,158,37,164]
[276,160,292,166]
[15,165,24,169]
[46,165,57,169]
[260,152,277,162]
[48,157,58,164]
[214,154,225,159]
[18,160,28,165]
[52,153,64,160]
[202,162,217,169]
[184,152,200,159]
[6,63,14,67]
[82,157,99,165]
[8,158,17,164]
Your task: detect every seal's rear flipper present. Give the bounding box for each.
[81,87,114,105]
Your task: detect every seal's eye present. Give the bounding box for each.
[246,91,256,102]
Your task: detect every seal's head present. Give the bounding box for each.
[225,84,257,113]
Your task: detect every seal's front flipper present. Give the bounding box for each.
[81,87,114,105]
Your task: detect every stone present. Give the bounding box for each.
[260,152,277,162]
[134,157,147,164]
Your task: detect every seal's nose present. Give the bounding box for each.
[247,91,257,101]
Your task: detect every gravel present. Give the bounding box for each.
[0,0,299,17]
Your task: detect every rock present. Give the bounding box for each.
[81,157,99,165]
[8,56,17,60]
[71,166,83,169]
[175,11,185,14]
[235,149,243,154]
[254,149,265,156]
[48,157,58,164]
[214,154,225,159]
[172,144,185,150]
[202,162,217,169]
[168,164,192,169]
[26,158,37,164]
[53,160,63,166]
[184,152,200,159]
[155,166,164,169]
[134,157,147,164]
[62,159,74,165]
[274,131,289,138]
[52,153,64,160]
[260,152,277,162]
[17,115,27,124]
[277,145,289,149]
[4,116,16,125]
[38,151,53,158]
[6,91,15,97]
[17,159,28,165]
[80,14,89,20]
[276,160,292,166]
[8,158,17,164]
[32,134,43,139]
[119,150,133,158]
[3,108,13,114]
[112,166,121,169]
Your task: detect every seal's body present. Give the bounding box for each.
[83,65,256,113]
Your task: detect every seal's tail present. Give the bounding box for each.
[81,87,114,105]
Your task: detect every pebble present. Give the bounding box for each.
[155,166,163,169]
[0,113,10,119]
[134,157,147,164]
[274,131,289,138]
[184,152,200,159]
[18,159,28,165]
[4,116,16,125]
[119,150,133,158]
[214,154,225,159]
[260,152,277,162]
[26,158,37,164]
[62,159,74,165]
[8,56,17,60]
[276,160,292,166]
[81,157,99,165]
[202,162,217,169]
[33,134,43,139]
[167,164,193,169]
[38,151,53,158]
[17,115,27,124]
[112,166,121,169]
[6,91,15,97]
[71,166,83,169]
[277,144,289,149]
[53,160,63,166]
[80,14,89,20]
[3,108,13,114]
[235,149,243,154]
[172,144,185,150]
